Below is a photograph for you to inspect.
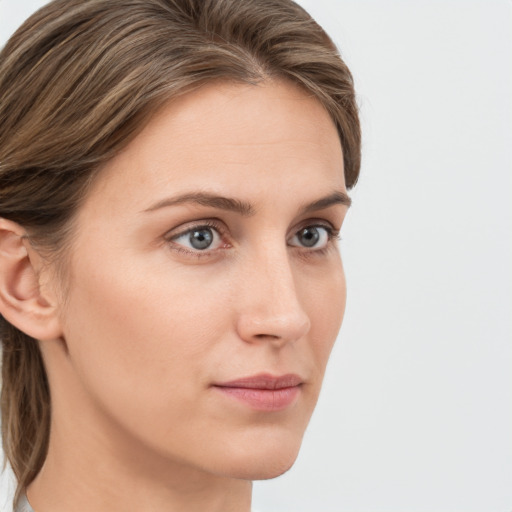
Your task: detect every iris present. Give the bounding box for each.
[189,228,214,249]
[297,227,320,247]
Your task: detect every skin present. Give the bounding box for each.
[6,79,350,512]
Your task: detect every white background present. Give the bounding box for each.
[1,1,511,511]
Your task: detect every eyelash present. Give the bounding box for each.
[165,219,341,260]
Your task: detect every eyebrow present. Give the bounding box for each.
[143,190,351,216]
[299,190,352,213]
[143,192,255,216]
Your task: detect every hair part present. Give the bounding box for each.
[0,0,361,504]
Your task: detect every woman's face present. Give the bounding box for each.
[49,79,349,480]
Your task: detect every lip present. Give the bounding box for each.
[212,373,303,412]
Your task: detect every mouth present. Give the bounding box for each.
[212,373,303,412]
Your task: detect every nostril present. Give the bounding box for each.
[254,333,280,340]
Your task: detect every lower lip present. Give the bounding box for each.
[214,385,301,412]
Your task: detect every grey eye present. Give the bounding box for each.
[298,227,319,247]
[188,228,214,250]
[290,226,330,249]
[172,226,222,251]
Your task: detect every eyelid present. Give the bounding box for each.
[289,218,339,239]
[165,219,225,241]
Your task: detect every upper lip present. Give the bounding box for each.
[213,373,303,390]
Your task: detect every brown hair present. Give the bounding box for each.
[0,0,360,504]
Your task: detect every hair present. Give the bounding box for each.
[0,0,360,504]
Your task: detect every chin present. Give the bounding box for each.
[224,452,299,481]
[248,456,298,481]
[213,429,304,481]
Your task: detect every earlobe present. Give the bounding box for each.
[0,218,63,341]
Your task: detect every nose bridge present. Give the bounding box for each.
[235,241,311,344]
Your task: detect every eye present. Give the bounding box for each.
[289,225,333,249]
[170,224,224,251]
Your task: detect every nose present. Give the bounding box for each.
[235,247,311,347]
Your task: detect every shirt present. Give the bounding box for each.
[14,495,32,512]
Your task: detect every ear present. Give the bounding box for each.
[0,218,63,341]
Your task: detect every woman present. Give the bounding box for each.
[0,0,360,510]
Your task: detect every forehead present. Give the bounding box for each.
[83,79,345,213]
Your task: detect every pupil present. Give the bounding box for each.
[189,228,213,250]
[300,227,319,247]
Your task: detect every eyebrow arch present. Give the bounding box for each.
[299,190,352,213]
[143,190,351,216]
[143,192,255,216]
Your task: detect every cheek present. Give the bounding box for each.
[301,258,346,369]
[60,254,232,422]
